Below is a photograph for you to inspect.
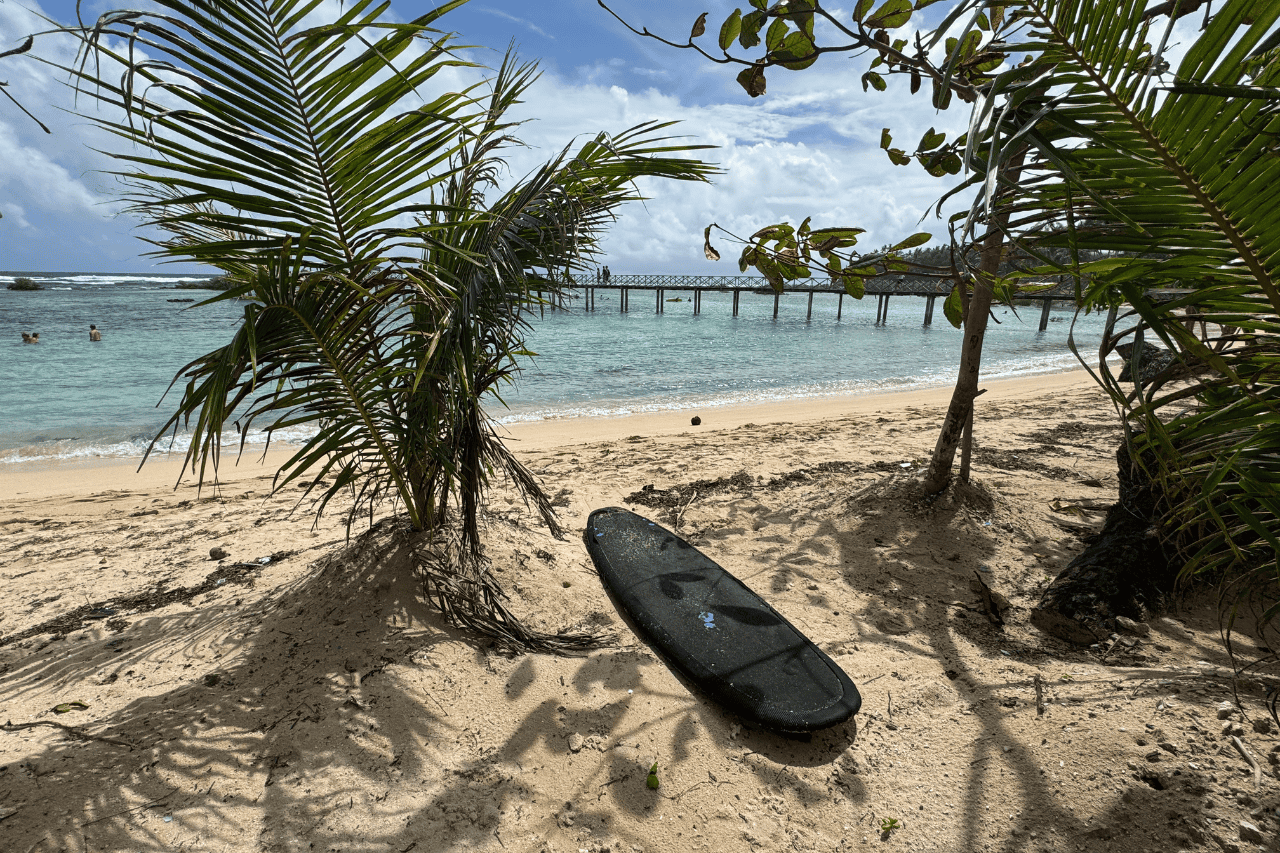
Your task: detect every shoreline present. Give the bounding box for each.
[504,366,1101,450]
[2,369,1104,499]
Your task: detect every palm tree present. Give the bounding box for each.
[946,0,1280,635]
[64,0,715,650]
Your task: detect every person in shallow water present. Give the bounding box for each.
[89,324,102,342]
[21,332,38,343]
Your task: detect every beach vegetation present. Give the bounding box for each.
[948,0,1280,637]
[63,0,714,651]
[605,0,1280,646]
[7,277,41,290]
[602,0,1043,494]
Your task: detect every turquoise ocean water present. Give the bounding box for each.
[0,272,1111,465]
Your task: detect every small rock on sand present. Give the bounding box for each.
[210,546,228,560]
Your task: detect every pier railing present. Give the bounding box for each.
[560,273,1082,329]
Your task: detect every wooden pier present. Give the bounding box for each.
[564,274,1080,331]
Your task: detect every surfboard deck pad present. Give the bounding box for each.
[585,506,860,733]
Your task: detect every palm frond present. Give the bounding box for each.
[953,0,1280,620]
[62,0,480,268]
[70,2,715,651]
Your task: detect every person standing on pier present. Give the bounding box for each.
[603,266,611,285]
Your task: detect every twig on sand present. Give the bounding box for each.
[1231,735,1263,789]
[79,787,179,827]
[2,720,135,750]
[1034,674,1046,715]
[675,490,699,529]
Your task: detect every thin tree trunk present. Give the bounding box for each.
[920,232,1002,492]
[958,389,979,483]
[921,149,1025,494]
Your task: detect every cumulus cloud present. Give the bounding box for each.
[1,0,976,272]
[488,47,973,274]
[0,201,30,228]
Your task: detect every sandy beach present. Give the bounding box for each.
[2,369,1276,853]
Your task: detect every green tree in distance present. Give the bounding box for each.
[600,0,1046,492]
[61,0,715,650]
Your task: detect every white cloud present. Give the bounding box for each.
[0,200,30,228]
[0,0,975,272]
[474,6,554,40]
[0,121,102,214]
[485,48,973,274]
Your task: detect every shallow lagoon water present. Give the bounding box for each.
[0,273,1108,463]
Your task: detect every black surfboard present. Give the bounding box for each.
[584,506,861,733]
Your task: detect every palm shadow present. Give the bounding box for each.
[0,520,469,853]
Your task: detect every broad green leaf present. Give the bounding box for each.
[943,284,964,328]
[740,9,767,48]
[843,275,866,298]
[866,0,913,30]
[886,147,911,166]
[932,77,953,109]
[862,71,887,92]
[892,232,932,250]
[920,151,963,176]
[750,0,767,8]
[766,18,788,51]
[755,254,785,291]
[719,9,743,51]
[809,228,866,239]
[918,127,946,150]
[880,127,893,149]
[752,223,792,240]
[777,32,819,70]
[854,0,877,22]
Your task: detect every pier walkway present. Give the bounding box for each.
[564,274,1082,331]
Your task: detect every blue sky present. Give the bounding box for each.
[0,0,974,274]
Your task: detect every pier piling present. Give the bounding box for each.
[924,295,936,326]
[773,291,780,320]
[1039,297,1052,332]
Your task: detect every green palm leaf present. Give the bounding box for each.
[951,0,1280,613]
[65,1,715,650]
[65,0,478,268]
